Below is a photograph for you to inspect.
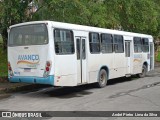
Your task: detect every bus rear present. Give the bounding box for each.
[8,22,54,85]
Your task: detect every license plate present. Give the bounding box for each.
[24,68,31,72]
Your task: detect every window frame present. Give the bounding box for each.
[142,38,149,52]
[54,28,75,55]
[133,37,142,53]
[113,35,124,53]
[89,32,100,54]
[101,33,113,53]
[8,23,49,47]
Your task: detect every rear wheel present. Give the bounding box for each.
[96,69,107,88]
[137,65,147,78]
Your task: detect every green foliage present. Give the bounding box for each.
[157,51,160,62]
[33,0,107,27]
[104,0,158,34]
[0,47,7,77]
[1,0,160,50]
[33,0,160,37]
[0,0,32,50]
[0,0,160,76]
[0,35,2,44]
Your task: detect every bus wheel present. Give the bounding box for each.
[96,69,107,88]
[137,65,147,78]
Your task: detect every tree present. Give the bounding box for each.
[0,0,31,50]
[1,0,160,51]
[33,0,107,27]
[153,0,160,39]
[104,0,158,35]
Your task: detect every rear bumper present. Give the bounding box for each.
[8,75,54,85]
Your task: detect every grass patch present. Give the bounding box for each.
[0,43,7,77]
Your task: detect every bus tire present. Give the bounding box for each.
[96,69,107,88]
[137,65,147,78]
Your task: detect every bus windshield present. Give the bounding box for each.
[9,23,48,46]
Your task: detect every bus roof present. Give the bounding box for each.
[9,21,153,39]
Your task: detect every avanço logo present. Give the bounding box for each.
[17,54,40,67]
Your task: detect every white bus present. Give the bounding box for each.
[8,21,154,88]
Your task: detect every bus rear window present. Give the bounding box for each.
[9,24,48,46]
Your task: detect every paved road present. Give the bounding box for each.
[0,66,160,120]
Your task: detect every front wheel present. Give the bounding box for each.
[137,65,147,78]
[96,69,108,88]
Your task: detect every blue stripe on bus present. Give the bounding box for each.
[8,75,54,85]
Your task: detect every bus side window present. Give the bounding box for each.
[134,37,142,53]
[114,35,124,53]
[142,38,149,52]
[76,38,80,60]
[89,32,100,54]
[82,39,86,59]
[101,33,113,53]
[54,29,74,55]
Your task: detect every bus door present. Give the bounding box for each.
[125,41,132,74]
[76,37,87,84]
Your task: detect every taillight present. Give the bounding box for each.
[9,67,12,71]
[46,61,51,67]
[8,62,13,77]
[8,62,10,67]
[43,61,52,77]
[46,67,49,72]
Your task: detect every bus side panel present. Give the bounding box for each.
[88,54,102,84]
[142,53,150,71]
[88,53,114,83]
[54,55,77,86]
[112,53,127,78]
[133,53,143,74]
[133,53,150,74]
